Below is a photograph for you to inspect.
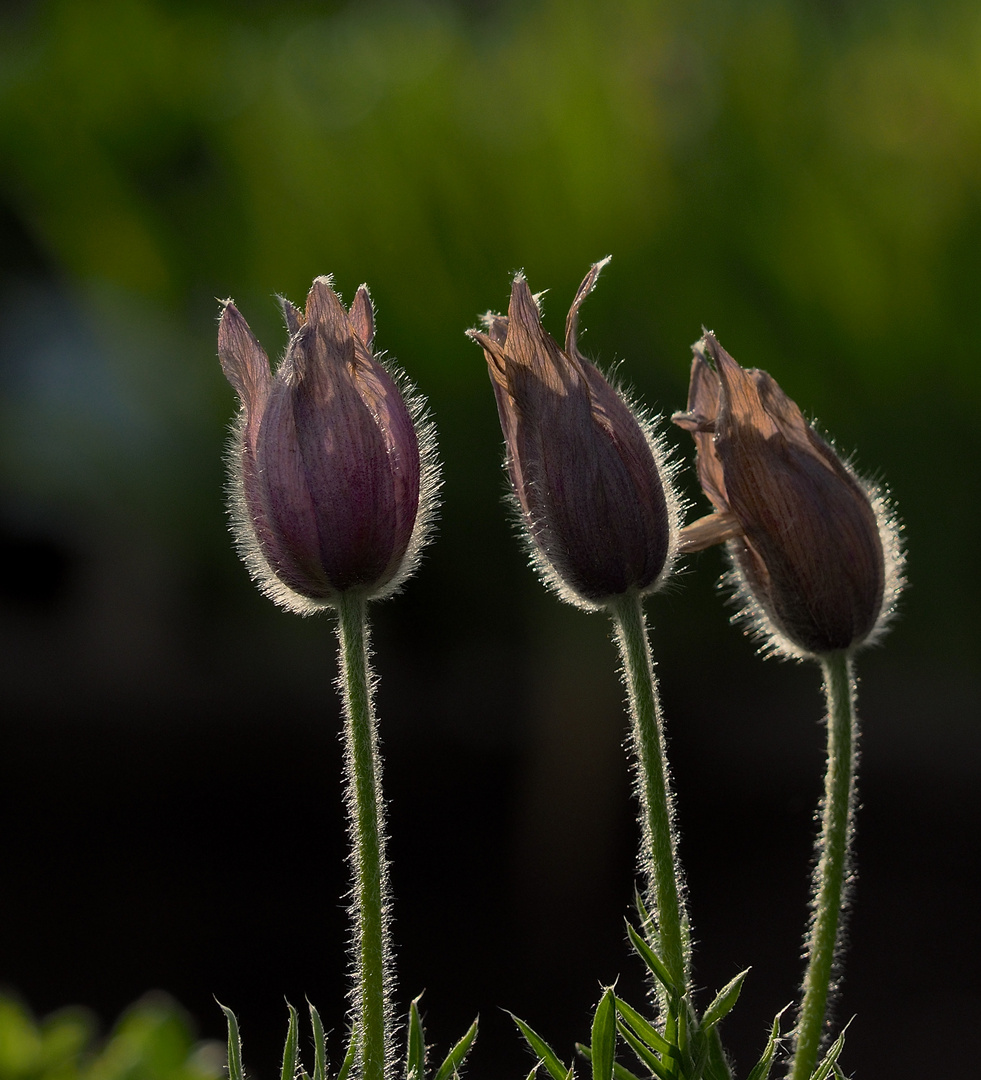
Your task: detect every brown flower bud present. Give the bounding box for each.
[218,276,437,614]
[468,259,677,609]
[672,332,903,658]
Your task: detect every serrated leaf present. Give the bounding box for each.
[590,990,617,1080]
[308,1002,327,1080]
[700,970,750,1031]
[336,1026,358,1080]
[510,1014,571,1080]
[281,1003,300,1080]
[613,998,672,1056]
[407,994,426,1080]
[218,1002,245,1080]
[433,1017,478,1080]
[576,1042,643,1080]
[625,924,679,999]
[615,1021,674,1080]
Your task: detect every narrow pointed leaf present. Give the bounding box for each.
[510,1014,571,1080]
[308,1002,327,1080]
[744,1006,788,1080]
[590,990,617,1080]
[219,1002,245,1080]
[433,1018,479,1080]
[576,1042,643,1080]
[615,1022,674,1080]
[703,1027,732,1080]
[281,1003,300,1080]
[700,970,750,1031]
[407,995,426,1080]
[525,1069,540,1080]
[808,1027,847,1080]
[336,1027,358,1080]
[626,924,678,998]
[632,888,655,939]
[613,997,672,1056]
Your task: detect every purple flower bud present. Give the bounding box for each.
[672,332,904,658]
[218,276,437,613]
[468,259,677,609]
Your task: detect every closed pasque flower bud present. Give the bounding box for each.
[672,332,903,658]
[218,276,437,614]
[468,259,677,609]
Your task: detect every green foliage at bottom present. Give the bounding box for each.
[512,918,848,1080]
[0,993,223,1080]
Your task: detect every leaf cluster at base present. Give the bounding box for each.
[219,996,477,1080]
[510,916,848,1080]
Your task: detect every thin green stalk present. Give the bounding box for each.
[609,591,689,998]
[789,651,857,1080]
[337,592,391,1080]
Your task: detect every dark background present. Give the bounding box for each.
[1,0,977,1076]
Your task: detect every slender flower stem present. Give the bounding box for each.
[336,592,391,1080]
[609,591,689,998]
[790,651,857,1080]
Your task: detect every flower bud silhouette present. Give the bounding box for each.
[219,276,437,614]
[468,259,677,608]
[673,331,903,658]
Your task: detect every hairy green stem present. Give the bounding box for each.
[609,591,689,998]
[789,652,857,1080]
[337,592,391,1080]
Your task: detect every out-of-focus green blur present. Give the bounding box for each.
[1,1,978,1078]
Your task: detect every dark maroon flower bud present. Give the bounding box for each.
[468,259,677,609]
[218,276,437,613]
[672,332,903,658]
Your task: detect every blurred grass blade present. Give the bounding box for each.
[218,1002,244,1080]
[510,1014,571,1080]
[407,995,426,1080]
[700,970,750,1030]
[626,924,678,999]
[337,1026,358,1080]
[433,1017,478,1080]
[281,1002,300,1080]
[308,1001,327,1080]
[590,989,617,1080]
[615,1021,674,1080]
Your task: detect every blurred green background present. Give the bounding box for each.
[1,0,978,1076]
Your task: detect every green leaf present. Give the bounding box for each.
[336,1026,358,1080]
[632,888,655,939]
[613,997,672,1057]
[509,1014,571,1080]
[744,1006,789,1080]
[308,1002,327,1080]
[433,1017,478,1080]
[625,924,679,999]
[281,1003,300,1080]
[590,990,617,1080]
[576,1041,643,1080]
[407,994,426,1080]
[218,1001,245,1080]
[699,970,750,1031]
[615,1021,675,1080]
[702,1027,732,1080]
[808,1025,847,1080]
